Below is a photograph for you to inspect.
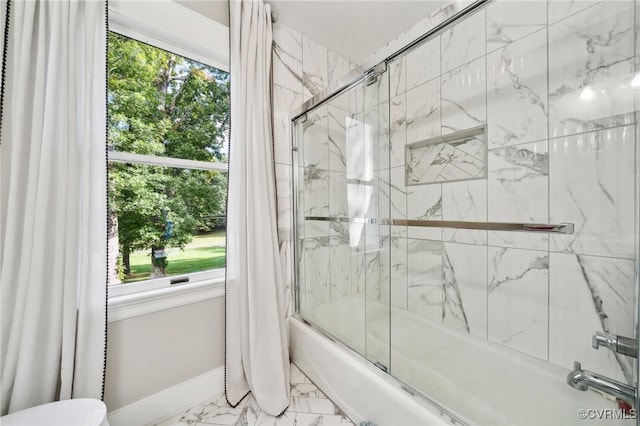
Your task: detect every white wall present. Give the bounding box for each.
[104,296,224,411]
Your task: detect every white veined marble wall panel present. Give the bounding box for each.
[273,23,303,94]
[549,125,635,259]
[302,36,328,99]
[486,0,546,53]
[443,243,488,338]
[487,140,549,224]
[407,239,443,322]
[442,179,487,245]
[406,183,442,241]
[487,29,548,149]
[441,57,487,135]
[549,252,635,384]
[406,78,441,145]
[441,8,485,73]
[548,1,636,137]
[488,247,549,360]
[405,35,440,91]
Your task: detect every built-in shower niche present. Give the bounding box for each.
[405,125,486,185]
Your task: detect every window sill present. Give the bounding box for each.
[108,278,225,322]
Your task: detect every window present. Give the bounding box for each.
[107,29,229,293]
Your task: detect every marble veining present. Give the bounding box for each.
[549,252,635,385]
[548,1,636,137]
[302,36,328,98]
[443,243,487,338]
[405,78,440,144]
[488,141,548,223]
[407,239,443,322]
[486,1,546,52]
[488,248,549,360]
[441,57,487,135]
[549,126,635,259]
[153,364,354,426]
[441,9,486,73]
[272,23,303,93]
[407,135,486,184]
[487,29,548,149]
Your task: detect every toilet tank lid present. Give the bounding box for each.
[0,398,107,426]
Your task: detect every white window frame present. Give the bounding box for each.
[107,0,229,310]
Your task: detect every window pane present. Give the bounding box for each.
[108,32,230,163]
[108,163,226,284]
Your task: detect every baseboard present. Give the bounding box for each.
[107,366,224,426]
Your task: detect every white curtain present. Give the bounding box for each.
[226,0,290,416]
[0,0,107,415]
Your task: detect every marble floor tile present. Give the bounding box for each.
[151,364,355,426]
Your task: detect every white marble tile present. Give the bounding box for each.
[302,36,328,98]
[406,78,441,145]
[548,1,636,137]
[405,36,440,91]
[382,166,407,223]
[345,114,373,181]
[179,402,241,425]
[302,106,328,170]
[327,106,348,173]
[407,238,443,322]
[274,85,303,165]
[549,126,635,259]
[389,94,407,168]
[488,140,548,223]
[547,0,601,25]
[290,363,308,385]
[406,183,442,241]
[273,23,303,94]
[302,230,331,309]
[327,51,351,88]
[389,56,406,98]
[488,230,548,252]
[407,134,486,184]
[441,8,486,73]
[486,0,547,52]
[328,171,347,218]
[549,252,635,385]
[275,163,292,241]
[378,235,408,308]
[289,397,338,415]
[487,29,548,149]
[441,57,486,135]
[302,166,329,217]
[236,395,277,426]
[488,247,549,360]
[377,100,391,172]
[442,179,487,245]
[329,224,351,301]
[293,413,353,426]
[443,243,488,338]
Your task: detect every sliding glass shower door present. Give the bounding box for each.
[293,66,391,371]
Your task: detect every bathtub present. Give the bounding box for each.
[290,295,633,426]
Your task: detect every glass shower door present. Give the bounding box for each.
[293,68,391,372]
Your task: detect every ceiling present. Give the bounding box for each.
[268,0,447,63]
[176,0,448,65]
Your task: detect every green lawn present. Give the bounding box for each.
[124,230,226,283]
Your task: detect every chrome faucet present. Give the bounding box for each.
[592,331,638,358]
[567,361,636,406]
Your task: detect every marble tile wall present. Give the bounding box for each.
[371,0,639,381]
[291,0,639,383]
[272,22,358,312]
[287,0,639,384]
